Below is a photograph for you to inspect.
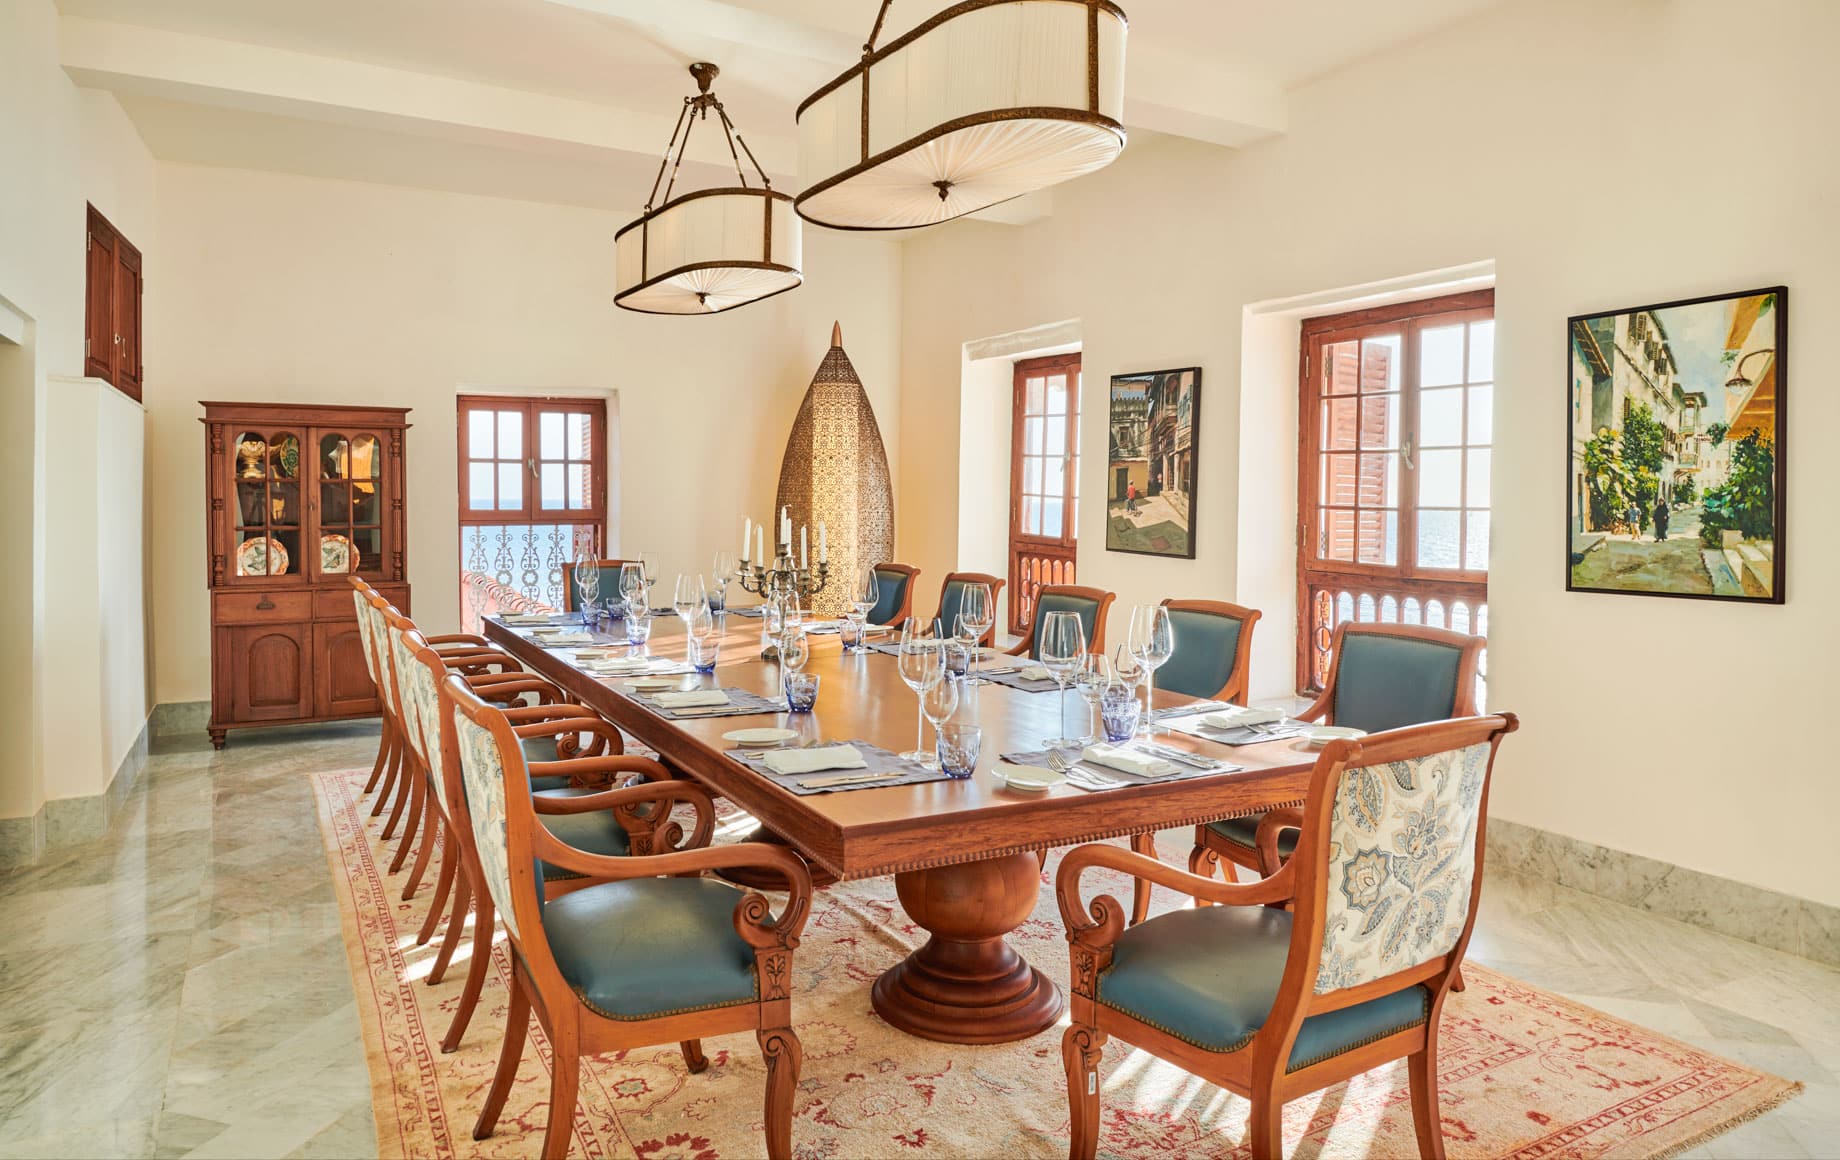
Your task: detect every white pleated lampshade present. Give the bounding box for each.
[797,0,1127,231]
[615,188,802,315]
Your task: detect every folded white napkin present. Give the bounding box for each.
[537,631,594,646]
[1018,663,1055,681]
[500,613,559,625]
[1081,743,1181,778]
[585,654,656,672]
[651,690,731,709]
[763,745,867,776]
[1198,707,1285,730]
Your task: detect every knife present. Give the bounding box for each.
[798,771,901,789]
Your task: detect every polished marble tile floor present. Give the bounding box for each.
[2,721,1836,1159]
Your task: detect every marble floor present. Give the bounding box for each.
[2,721,1837,1159]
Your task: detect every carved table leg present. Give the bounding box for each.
[715,826,840,890]
[871,851,1063,1044]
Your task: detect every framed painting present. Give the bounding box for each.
[1106,367,1200,559]
[1566,286,1785,602]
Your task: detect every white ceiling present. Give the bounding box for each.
[58,0,1507,215]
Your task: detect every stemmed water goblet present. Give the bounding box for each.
[574,558,601,628]
[852,564,879,623]
[897,617,943,763]
[1037,610,1087,749]
[958,582,994,678]
[618,561,645,618]
[710,550,737,613]
[673,573,707,624]
[1127,603,1175,735]
[920,673,961,771]
[1074,653,1115,745]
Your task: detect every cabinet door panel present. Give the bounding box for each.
[85,217,115,382]
[114,242,141,398]
[229,624,311,721]
[315,621,379,718]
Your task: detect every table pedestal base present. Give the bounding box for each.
[715,827,841,890]
[871,851,1063,1044]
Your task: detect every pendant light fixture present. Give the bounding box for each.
[615,63,802,315]
[795,0,1128,232]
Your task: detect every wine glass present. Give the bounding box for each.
[574,559,600,626]
[897,617,943,763]
[959,582,994,676]
[920,674,961,771]
[852,564,879,622]
[673,573,706,623]
[711,550,737,612]
[1074,652,1115,745]
[618,561,645,616]
[687,609,721,673]
[1038,610,1087,749]
[1127,604,1175,735]
[638,550,658,598]
[624,586,652,646]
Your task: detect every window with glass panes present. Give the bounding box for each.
[456,395,607,630]
[1297,291,1493,692]
[1008,353,1081,634]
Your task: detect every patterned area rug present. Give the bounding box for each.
[312,768,1799,1158]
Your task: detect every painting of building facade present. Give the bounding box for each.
[1107,367,1200,558]
[1567,287,1785,602]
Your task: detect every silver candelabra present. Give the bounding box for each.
[737,549,829,660]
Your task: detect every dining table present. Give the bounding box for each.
[482,609,1322,1046]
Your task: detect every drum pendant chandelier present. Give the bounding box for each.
[614,63,802,315]
[795,0,1128,231]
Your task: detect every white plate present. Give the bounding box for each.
[992,763,1066,792]
[624,676,680,690]
[1301,725,1367,749]
[722,727,798,745]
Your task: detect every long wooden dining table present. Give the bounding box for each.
[483,609,1319,1046]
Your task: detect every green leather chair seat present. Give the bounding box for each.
[1029,592,1103,660]
[522,736,571,792]
[1206,813,1297,856]
[937,579,969,639]
[1097,904,1429,1070]
[866,568,911,625]
[1157,608,1245,700]
[536,808,631,882]
[541,877,759,1020]
[1332,634,1465,733]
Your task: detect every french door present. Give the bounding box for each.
[457,395,607,631]
[1008,353,1081,634]
[1297,291,1494,692]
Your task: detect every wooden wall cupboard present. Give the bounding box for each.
[201,401,411,747]
[85,204,143,401]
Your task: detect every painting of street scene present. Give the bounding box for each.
[1568,287,1785,602]
[1107,367,1200,558]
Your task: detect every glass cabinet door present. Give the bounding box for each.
[313,429,387,578]
[229,429,304,581]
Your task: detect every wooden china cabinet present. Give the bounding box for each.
[200,401,411,748]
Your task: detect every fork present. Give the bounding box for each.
[1047,751,1125,788]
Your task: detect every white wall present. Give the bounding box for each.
[0,0,154,819]
[146,164,903,704]
[897,0,1840,906]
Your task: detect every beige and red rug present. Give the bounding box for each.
[313,767,1798,1158]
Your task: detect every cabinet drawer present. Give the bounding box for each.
[314,583,407,621]
[215,591,313,624]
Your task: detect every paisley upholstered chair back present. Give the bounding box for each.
[450,703,523,941]
[1313,741,1493,995]
[397,633,448,810]
[352,589,377,684]
[383,621,419,759]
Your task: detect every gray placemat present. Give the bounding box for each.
[1150,699,1231,721]
[1001,747,1242,792]
[1162,714,1310,746]
[617,685,788,720]
[730,740,956,795]
[970,667,1064,694]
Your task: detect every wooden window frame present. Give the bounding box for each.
[457,395,608,530]
[1297,290,1493,691]
[1007,353,1081,634]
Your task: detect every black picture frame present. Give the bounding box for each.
[1105,366,1201,560]
[1565,286,1785,603]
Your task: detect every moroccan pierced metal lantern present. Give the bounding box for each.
[615,63,802,315]
[776,323,895,617]
[796,0,1128,231]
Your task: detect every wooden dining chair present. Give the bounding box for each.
[397,630,689,1054]
[1006,584,1116,660]
[865,562,921,625]
[440,673,813,1160]
[560,558,641,611]
[1059,713,1519,1160]
[1190,622,1485,886]
[1126,598,1262,922]
[930,571,1006,645]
